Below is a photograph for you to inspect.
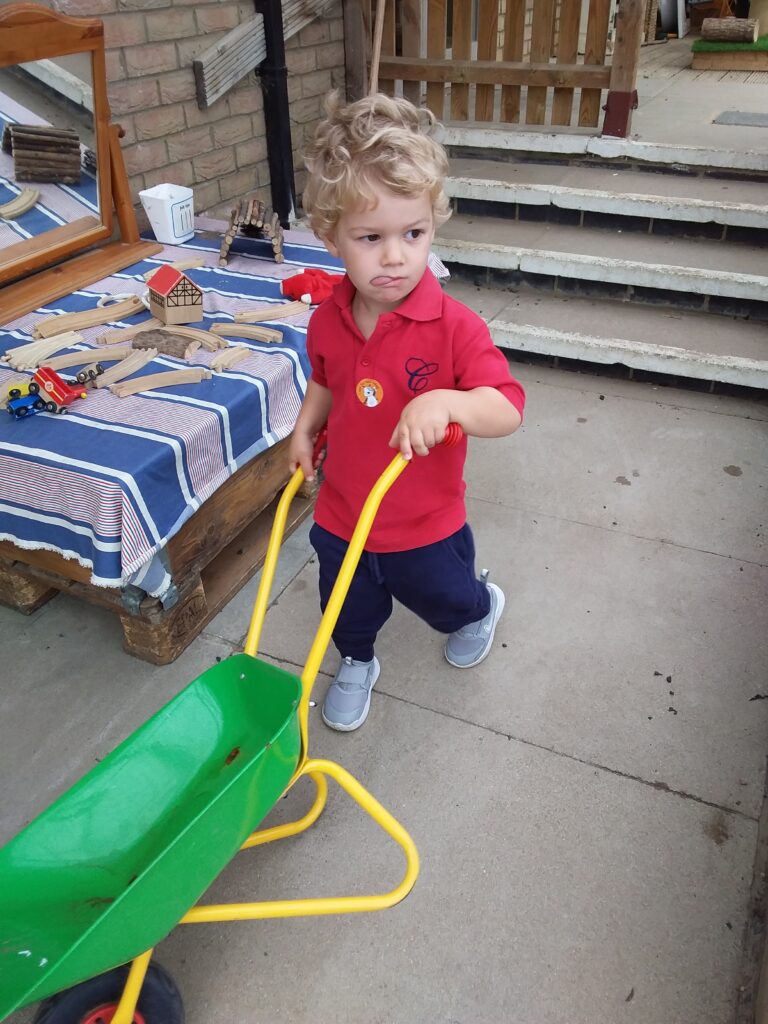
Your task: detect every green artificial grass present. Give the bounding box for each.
[692,32,768,51]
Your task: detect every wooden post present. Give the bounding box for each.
[343,0,370,101]
[109,124,140,243]
[602,0,645,138]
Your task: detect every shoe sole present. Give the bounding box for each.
[444,583,506,669]
[321,657,381,732]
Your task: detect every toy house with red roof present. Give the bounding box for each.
[147,265,204,326]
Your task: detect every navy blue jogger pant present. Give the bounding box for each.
[309,522,491,663]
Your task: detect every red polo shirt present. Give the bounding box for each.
[307,270,525,551]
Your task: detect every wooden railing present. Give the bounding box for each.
[343,0,644,137]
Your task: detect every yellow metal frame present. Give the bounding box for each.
[111,453,417,1023]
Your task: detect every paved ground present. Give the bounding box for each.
[2,361,767,1024]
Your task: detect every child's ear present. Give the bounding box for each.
[321,232,340,258]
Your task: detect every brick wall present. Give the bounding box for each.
[51,0,345,221]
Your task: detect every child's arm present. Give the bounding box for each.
[289,378,333,480]
[389,386,521,460]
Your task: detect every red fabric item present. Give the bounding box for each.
[281,268,344,305]
[307,270,525,551]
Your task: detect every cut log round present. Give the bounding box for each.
[701,16,759,40]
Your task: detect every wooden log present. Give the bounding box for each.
[701,16,759,39]
[15,171,81,185]
[7,124,78,139]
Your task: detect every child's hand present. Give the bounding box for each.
[389,392,452,459]
[288,429,323,481]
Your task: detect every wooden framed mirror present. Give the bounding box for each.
[0,3,161,322]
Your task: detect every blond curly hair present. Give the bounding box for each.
[302,91,451,238]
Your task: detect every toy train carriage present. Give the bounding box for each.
[5,364,103,418]
[29,367,88,413]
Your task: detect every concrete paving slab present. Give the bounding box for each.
[633,79,768,153]
[258,498,768,818]
[138,700,752,1024]
[0,597,234,844]
[468,373,768,564]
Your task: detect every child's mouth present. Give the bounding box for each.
[371,276,405,287]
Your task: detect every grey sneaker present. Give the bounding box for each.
[321,656,381,731]
[445,581,505,669]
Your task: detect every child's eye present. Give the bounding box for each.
[360,233,380,243]
[405,229,424,241]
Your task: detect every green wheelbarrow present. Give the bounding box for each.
[0,424,463,1024]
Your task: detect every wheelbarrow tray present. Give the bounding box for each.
[0,653,301,1019]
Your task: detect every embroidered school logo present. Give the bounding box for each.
[405,357,438,393]
[356,378,384,407]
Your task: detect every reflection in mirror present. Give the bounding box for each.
[0,53,101,262]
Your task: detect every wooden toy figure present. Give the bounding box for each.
[147,266,204,325]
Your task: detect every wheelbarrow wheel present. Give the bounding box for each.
[33,962,183,1024]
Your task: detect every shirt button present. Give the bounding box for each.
[361,358,371,366]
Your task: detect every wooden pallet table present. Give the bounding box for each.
[0,437,314,664]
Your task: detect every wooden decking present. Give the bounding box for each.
[639,32,768,83]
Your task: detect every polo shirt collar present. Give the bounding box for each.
[332,269,443,322]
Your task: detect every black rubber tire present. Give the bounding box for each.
[16,407,27,417]
[34,398,45,410]
[28,381,39,394]
[46,401,57,413]
[9,388,21,399]
[76,371,88,384]
[33,962,184,1024]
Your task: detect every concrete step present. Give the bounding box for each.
[433,214,768,310]
[438,122,768,175]
[446,277,768,389]
[446,157,768,236]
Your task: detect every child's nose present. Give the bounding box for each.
[382,238,404,264]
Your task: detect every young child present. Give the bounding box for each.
[289,91,525,732]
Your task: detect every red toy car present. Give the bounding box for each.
[29,366,87,413]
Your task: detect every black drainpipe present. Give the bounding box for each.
[254,0,296,227]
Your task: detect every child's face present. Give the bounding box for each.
[323,183,435,316]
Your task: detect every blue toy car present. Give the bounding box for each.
[8,393,46,419]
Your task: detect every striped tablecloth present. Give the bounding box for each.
[0,225,342,600]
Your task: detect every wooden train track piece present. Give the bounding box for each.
[33,296,147,338]
[3,332,84,370]
[233,300,309,323]
[0,188,40,220]
[110,367,212,398]
[210,346,251,371]
[210,322,283,343]
[96,349,157,388]
[143,257,205,283]
[43,346,132,371]
[95,318,163,346]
